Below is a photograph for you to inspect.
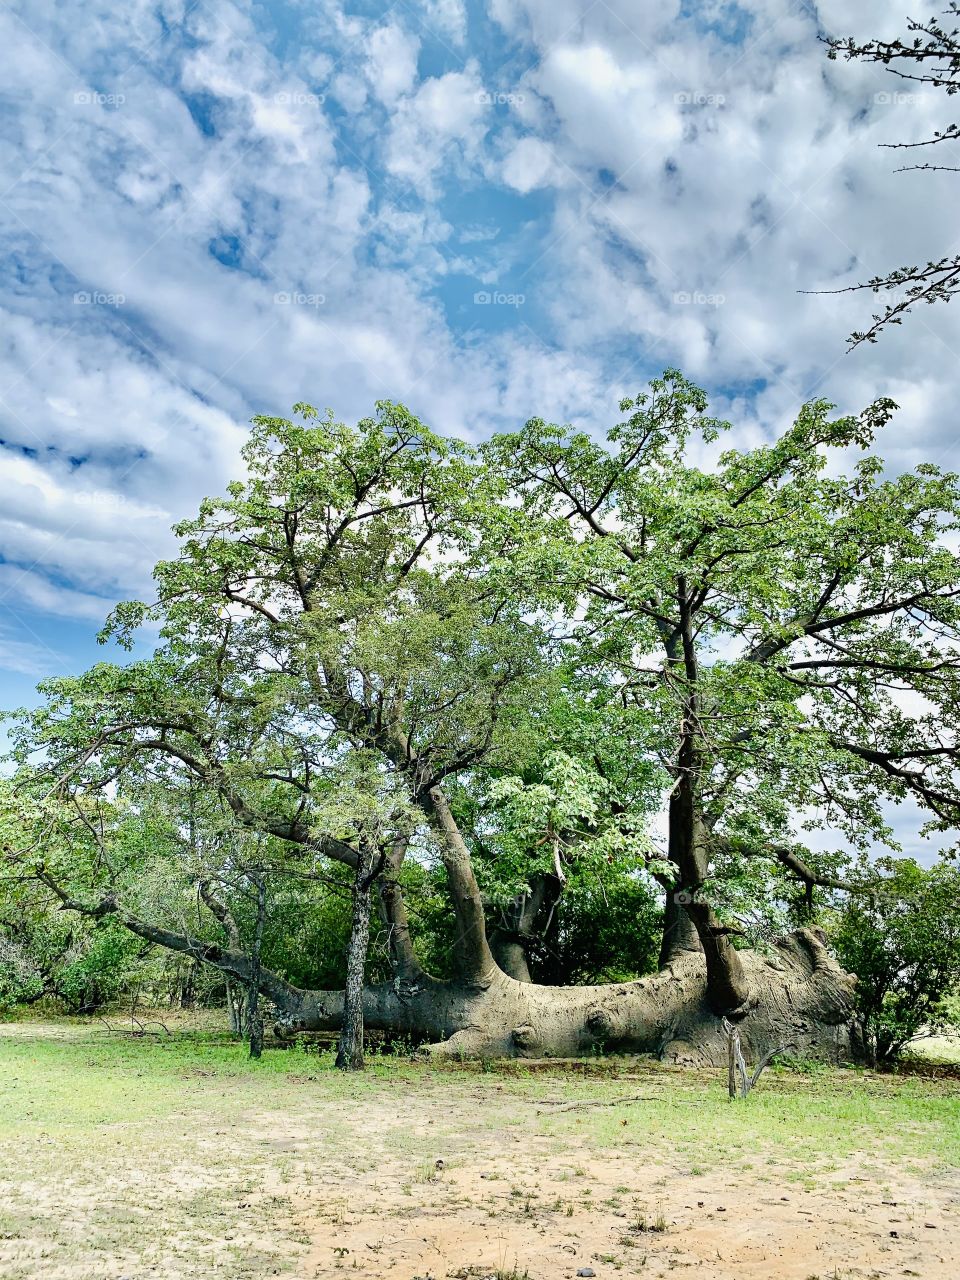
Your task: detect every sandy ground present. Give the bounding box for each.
[274,1100,960,1280]
[2,1021,959,1280]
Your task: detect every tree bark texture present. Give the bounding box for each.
[275,927,861,1066]
[335,844,375,1071]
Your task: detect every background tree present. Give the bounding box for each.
[0,888,146,1015]
[823,6,960,345]
[827,856,960,1063]
[462,743,662,983]
[485,369,960,1020]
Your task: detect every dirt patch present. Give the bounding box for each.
[2,1022,959,1280]
[289,1095,960,1280]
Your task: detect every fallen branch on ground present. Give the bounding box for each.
[536,1093,696,1113]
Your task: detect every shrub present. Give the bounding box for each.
[828,857,960,1063]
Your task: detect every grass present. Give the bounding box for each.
[914,1032,960,1064]
[529,1063,960,1174]
[1,1017,959,1278]
[5,1023,960,1168]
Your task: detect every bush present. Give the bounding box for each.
[0,936,44,1012]
[528,873,661,985]
[828,857,960,1063]
[53,924,147,1012]
[0,876,152,1015]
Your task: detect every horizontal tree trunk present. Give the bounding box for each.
[39,876,863,1068]
[274,928,862,1067]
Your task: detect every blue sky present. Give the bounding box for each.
[1,0,958,855]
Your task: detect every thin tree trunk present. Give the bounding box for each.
[180,958,196,1009]
[246,871,267,1060]
[247,1002,264,1058]
[226,977,244,1037]
[376,834,425,982]
[199,879,246,1038]
[336,842,376,1071]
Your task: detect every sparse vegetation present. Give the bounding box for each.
[2,1018,960,1278]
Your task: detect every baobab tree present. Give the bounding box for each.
[9,378,960,1066]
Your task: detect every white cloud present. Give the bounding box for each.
[421,0,468,46]
[502,136,555,193]
[0,627,67,678]
[385,64,489,194]
[0,564,116,623]
[1,0,956,855]
[1,0,959,689]
[365,24,421,105]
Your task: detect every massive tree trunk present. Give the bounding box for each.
[37,773,863,1067]
[48,883,863,1066]
[275,927,860,1066]
[669,796,750,1014]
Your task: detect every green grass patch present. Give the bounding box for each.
[1,1019,958,1280]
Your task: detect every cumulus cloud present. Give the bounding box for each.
[421,0,468,46]
[1,0,958,849]
[384,64,489,193]
[501,136,555,192]
[365,24,421,105]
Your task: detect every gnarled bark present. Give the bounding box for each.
[275,927,860,1067]
[37,865,862,1067]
